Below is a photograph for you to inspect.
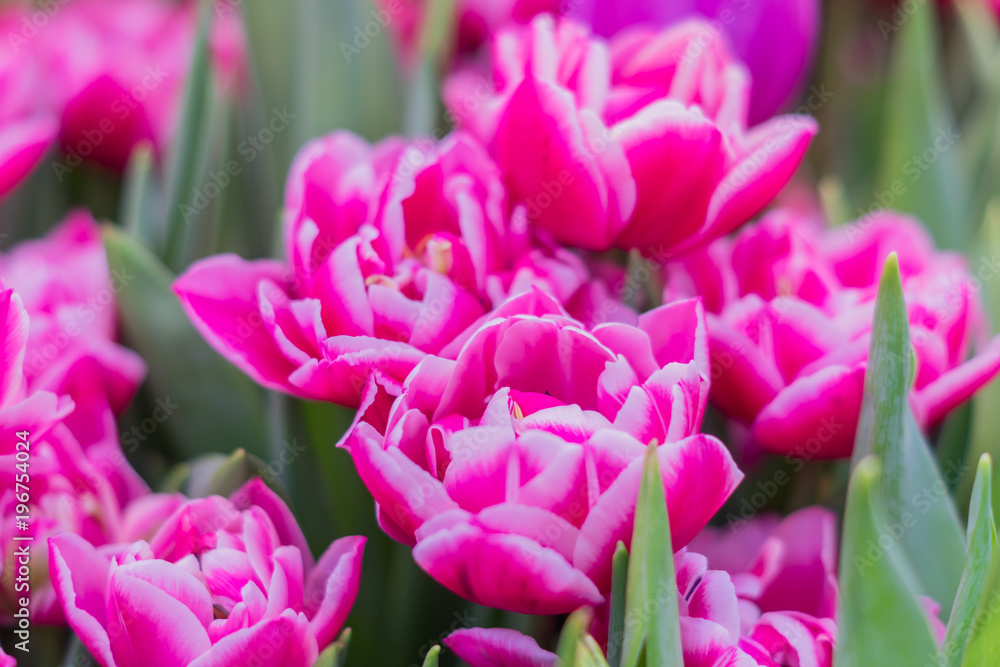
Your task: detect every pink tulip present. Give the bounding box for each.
[175,131,599,408]
[0,645,13,667]
[569,0,822,124]
[666,209,1000,458]
[0,5,57,200]
[665,508,837,666]
[34,0,245,172]
[445,15,816,254]
[342,289,742,614]
[444,509,838,666]
[1,211,148,503]
[49,479,365,667]
[0,282,173,624]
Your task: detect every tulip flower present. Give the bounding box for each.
[35,0,245,172]
[0,5,56,200]
[569,0,822,124]
[49,480,366,667]
[445,509,840,666]
[1,211,148,503]
[0,282,176,624]
[666,209,1000,458]
[342,289,742,614]
[176,131,605,409]
[445,16,816,255]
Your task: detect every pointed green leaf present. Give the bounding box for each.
[421,645,440,667]
[607,541,629,667]
[120,141,156,244]
[578,635,612,667]
[163,0,213,270]
[834,456,940,666]
[403,0,456,136]
[103,226,268,460]
[621,444,684,667]
[959,200,1000,518]
[852,254,965,615]
[961,551,1000,664]
[312,628,352,667]
[557,608,592,667]
[177,448,292,503]
[877,0,968,249]
[945,455,997,666]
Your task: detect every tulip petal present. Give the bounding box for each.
[445,627,557,667]
[752,364,865,459]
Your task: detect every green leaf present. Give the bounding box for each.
[852,254,966,616]
[961,553,1000,664]
[621,444,684,667]
[557,608,592,667]
[103,226,268,460]
[312,628,352,667]
[120,141,156,245]
[163,0,213,270]
[876,0,969,249]
[403,0,456,136]
[607,541,629,667]
[421,645,441,667]
[578,635,612,667]
[179,448,291,503]
[834,456,940,666]
[945,455,997,666]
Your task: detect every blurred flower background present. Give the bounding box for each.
[4,0,1000,665]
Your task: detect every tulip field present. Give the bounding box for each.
[5,0,1000,665]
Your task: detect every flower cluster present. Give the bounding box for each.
[50,480,363,667]
[2,0,998,664]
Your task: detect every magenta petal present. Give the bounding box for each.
[231,479,315,571]
[0,288,28,406]
[174,255,300,393]
[107,563,213,667]
[115,559,214,629]
[346,424,459,540]
[305,536,366,648]
[493,77,634,251]
[49,534,115,667]
[639,298,709,373]
[702,116,818,244]
[574,434,742,592]
[0,116,56,201]
[752,364,865,459]
[706,312,784,424]
[445,627,557,667]
[413,519,604,614]
[188,610,318,667]
[681,617,759,667]
[613,100,725,251]
[912,334,1000,428]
